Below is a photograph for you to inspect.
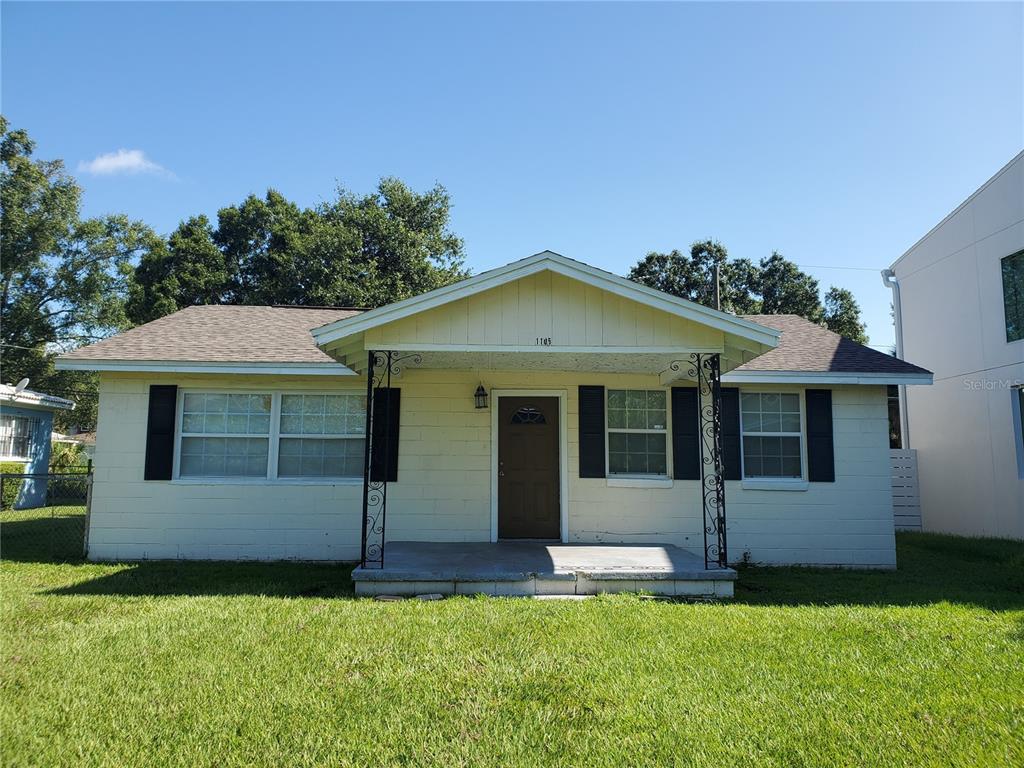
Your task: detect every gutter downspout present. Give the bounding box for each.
[881,268,911,448]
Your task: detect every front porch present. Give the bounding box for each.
[351,541,738,597]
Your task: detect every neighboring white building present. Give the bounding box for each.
[886,152,1024,540]
[57,252,932,594]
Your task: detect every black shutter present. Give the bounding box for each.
[720,387,741,481]
[578,385,605,478]
[370,388,401,482]
[671,387,700,480]
[806,389,835,482]
[144,385,178,481]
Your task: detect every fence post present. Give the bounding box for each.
[83,473,93,558]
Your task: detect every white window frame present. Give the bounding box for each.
[739,389,808,486]
[172,388,367,484]
[605,388,671,480]
[0,414,40,462]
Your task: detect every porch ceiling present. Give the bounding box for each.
[328,345,748,381]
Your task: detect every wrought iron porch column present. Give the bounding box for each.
[360,350,419,569]
[690,353,728,569]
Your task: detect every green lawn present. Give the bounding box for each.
[1,525,1021,768]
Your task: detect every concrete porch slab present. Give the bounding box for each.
[352,541,737,597]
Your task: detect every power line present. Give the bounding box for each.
[796,264,885,272]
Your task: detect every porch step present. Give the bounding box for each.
[352,541,737,598]
[353,572,735,598]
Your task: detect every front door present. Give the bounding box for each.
[498,396,560,539]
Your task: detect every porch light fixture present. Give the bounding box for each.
[474,385,488,409]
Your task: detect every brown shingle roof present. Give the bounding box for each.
[735,315,931,375]
[59,305,930,377]
[61,306,362,364]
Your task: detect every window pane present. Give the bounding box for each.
[742,435,802,478]
[780,413,802,432]
[278,438,364,477]
[279,394,364,436]
[179,437,268,477]
[607,431,666,476]
[183,392,271,435]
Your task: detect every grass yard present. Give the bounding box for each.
[1,524,1021,768]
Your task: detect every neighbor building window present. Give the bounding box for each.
[606,389,667,476]
[278,394,365,478]
[1004,250,1024,342]
[0,414,39,460]
[177,391,366,480]
[740,392,803,479]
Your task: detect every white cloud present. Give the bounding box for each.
[78,148,174,178]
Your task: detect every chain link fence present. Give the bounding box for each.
[0,471,92,562]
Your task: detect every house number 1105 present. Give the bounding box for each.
[535,337,552,346]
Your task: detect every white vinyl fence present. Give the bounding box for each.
[891,449,922,531]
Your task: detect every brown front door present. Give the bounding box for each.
[498,396,560,539]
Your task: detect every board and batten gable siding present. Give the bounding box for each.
[360,270,723,350]
[89,371,895,567]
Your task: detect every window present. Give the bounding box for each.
[278,394,365,478]
[607,389,667,476]
[887,385,902,449]
[177,391,366,480]
[180,393,271,477]
[740,392,803,479]
[0,414,39,460]
[1004,250,1024,342]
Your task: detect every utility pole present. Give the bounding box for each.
[713,264,721,311]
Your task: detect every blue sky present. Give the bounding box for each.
[3,2,1022,348]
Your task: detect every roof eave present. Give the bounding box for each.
[721,370,933,385]
[55,359,358,376]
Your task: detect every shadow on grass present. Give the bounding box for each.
[47,560,358,599]
[27,533,1024,610]
[0,509,86,563]
[732,533,1024,611]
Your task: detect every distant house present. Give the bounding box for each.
[57,252,931,595]
[0,383,75,508]
[885,151,1024,540]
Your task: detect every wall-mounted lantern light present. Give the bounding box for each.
[474,384,488,409]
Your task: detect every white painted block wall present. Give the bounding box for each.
[89,371,896,567]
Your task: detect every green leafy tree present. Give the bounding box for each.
[823,286,868,344]
[629,241,869,341]
[129,178,468,321]
[1,117,160,429]
[758,251,824,323]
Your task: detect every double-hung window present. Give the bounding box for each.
[177,391,366,480]
[180,393,272,477]
[606,389,668,476]
[740,392,803,479]
[278,394,365,478]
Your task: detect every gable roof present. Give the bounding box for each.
[311,251,782,349]
[725,315,932,384]
[57,306,361,376]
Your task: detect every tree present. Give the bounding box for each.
[628,240,759,314]
[758,251,824,323]
[1,117,160,429]
[823,286,868,344]
[628,240,869,341]
[128,178,468,322]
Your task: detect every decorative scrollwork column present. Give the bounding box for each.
[687,352,728,569]
[360,349,421,568]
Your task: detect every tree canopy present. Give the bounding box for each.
[127,180,467,324]
[628,241,868,343]
[1,117,162,428]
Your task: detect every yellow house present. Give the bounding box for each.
[58,252,932,596]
